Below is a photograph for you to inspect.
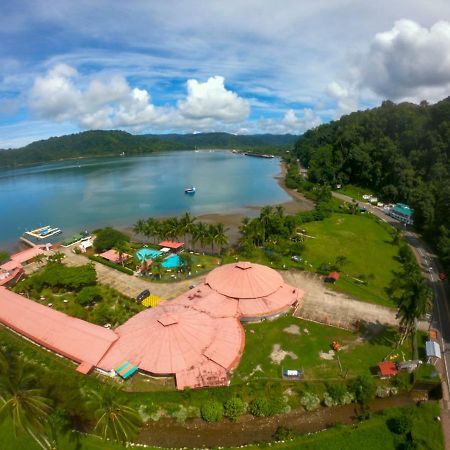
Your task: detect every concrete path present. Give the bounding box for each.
[59,248,206,300]
[283,270,427,331]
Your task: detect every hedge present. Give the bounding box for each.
[88,255,134,275]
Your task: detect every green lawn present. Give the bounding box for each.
[245,402,443,450]
[301,214,401,307]
[232,315,410,383]
[337,184,375,201]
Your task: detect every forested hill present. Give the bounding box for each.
[294,97,450,270]
[0,131,298,168]
[143,132,298,148]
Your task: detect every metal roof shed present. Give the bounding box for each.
[426,340,441,361]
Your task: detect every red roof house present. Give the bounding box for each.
[325,271,340,283]
[378,361,398,378]
[159,240,184,250]
[99,249,131,264]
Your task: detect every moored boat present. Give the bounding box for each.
[184,186,196,194]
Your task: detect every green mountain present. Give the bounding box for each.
[0,131,298,168]
[293,97,450,271]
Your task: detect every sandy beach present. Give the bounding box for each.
[195,162,314,244]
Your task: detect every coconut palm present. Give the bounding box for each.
[192,222,209,252]
[132,219,147,238]
[212,223,229,255]
[86,385,142,444]
[151,257,164,279]
[113,241,129,266]
[145,218,159,244]
[178,252,193,273]
[0,355,53,450]
[166,217,181,241]
[180,212,197,248]
[34,254,45,265]
[48,252,64,264]
[260,206,274,243]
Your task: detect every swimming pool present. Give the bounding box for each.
[136,248,161,261]
[162,254,180,268]
[136,248,181,268]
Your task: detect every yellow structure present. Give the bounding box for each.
[142,294,162,308]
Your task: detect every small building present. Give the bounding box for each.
[99,249,131,265]
[0,266,24,287]
[425,340,441,364]
[325,272,340,283]
[378,361,398,378]
[159,240,184,252]
[389,203,414,225]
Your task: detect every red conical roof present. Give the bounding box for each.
[206,261,283,299]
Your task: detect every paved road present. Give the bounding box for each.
[333,191,450,447]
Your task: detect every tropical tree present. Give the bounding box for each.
[0,354,53,450]
[260,206,274,243]
[212,223,229,255]
[113,241,129,267]
[86,385,142,444]
[178,252,193,273]
[180,212,197,247]
[132,219,147,238]
[34,254,45,265]
[192,222,209,252]
[145,218,159,244]
[151,257,164,279]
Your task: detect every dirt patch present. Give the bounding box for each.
[270,344,298,364]
[319,350,335,360]
[283,324,301,335]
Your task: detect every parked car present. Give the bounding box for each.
[136,289,150,303]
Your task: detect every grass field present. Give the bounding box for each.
[232,315,410,383]
[301,214,401,307]
[245,402,443,450]
[337,184,375,201]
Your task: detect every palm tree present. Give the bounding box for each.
[113,241,129,266]
[34,254,45,266]
[132,219,147,238]
[180,212,197,248]
[151,257,164,279]
[275,205,285,218]
[178,252,192,273]
[259,206,274,243]
[86,385,142,444]
[212,223,229,255]
[0,355,53,450]
[192,222,209,252]
[166,217,181,241]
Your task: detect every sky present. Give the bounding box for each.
[1,0,450,148]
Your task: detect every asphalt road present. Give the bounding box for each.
[332,191,450,399]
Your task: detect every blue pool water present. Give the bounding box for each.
[136,248,161,261]
[162,254,180,268]
[136,248,181,268]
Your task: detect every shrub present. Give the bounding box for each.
[273,426,294,441]
[223,397,246,421]
[249,397,271,417]
[350,374,376,405]
[200,400,223,423]
[300,392,320,411]
[327,383,349,404]
[89,255,134,275]
[323,392,337,407]
[76,286,103,306]
[93,227,130,252]
[387,415,412,435]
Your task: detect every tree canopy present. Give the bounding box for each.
[294,97,450,273]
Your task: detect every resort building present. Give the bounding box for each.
[388,203,414,225]
[0,261,303,389]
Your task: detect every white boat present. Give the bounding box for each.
[184,186,196,194]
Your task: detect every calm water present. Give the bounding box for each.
[0,151,290,250]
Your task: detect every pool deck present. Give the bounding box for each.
[60,247,206,300]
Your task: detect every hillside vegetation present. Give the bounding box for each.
[294,98,450,272]
[0,131,297,168]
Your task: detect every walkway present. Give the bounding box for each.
[59,248,206,300]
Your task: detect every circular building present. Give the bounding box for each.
[98,302,245,390]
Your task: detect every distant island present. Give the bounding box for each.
[0,131,298,168]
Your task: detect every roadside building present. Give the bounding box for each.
[389,203,414,225]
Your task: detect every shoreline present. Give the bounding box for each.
[176,162,314,244]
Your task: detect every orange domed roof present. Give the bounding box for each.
[206,261,284,299]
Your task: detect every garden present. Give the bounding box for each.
[13,262,143,326]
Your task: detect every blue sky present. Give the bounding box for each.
[1,0,450,147]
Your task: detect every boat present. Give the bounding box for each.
[184,186,196,194]
[25,225,62,239]
[244,152,274,159]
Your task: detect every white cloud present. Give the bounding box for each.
[28,66,251,132]
[362,20,450,102]
[178,76,250,122]
[256,109,321,134]
[326,81,358,116]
